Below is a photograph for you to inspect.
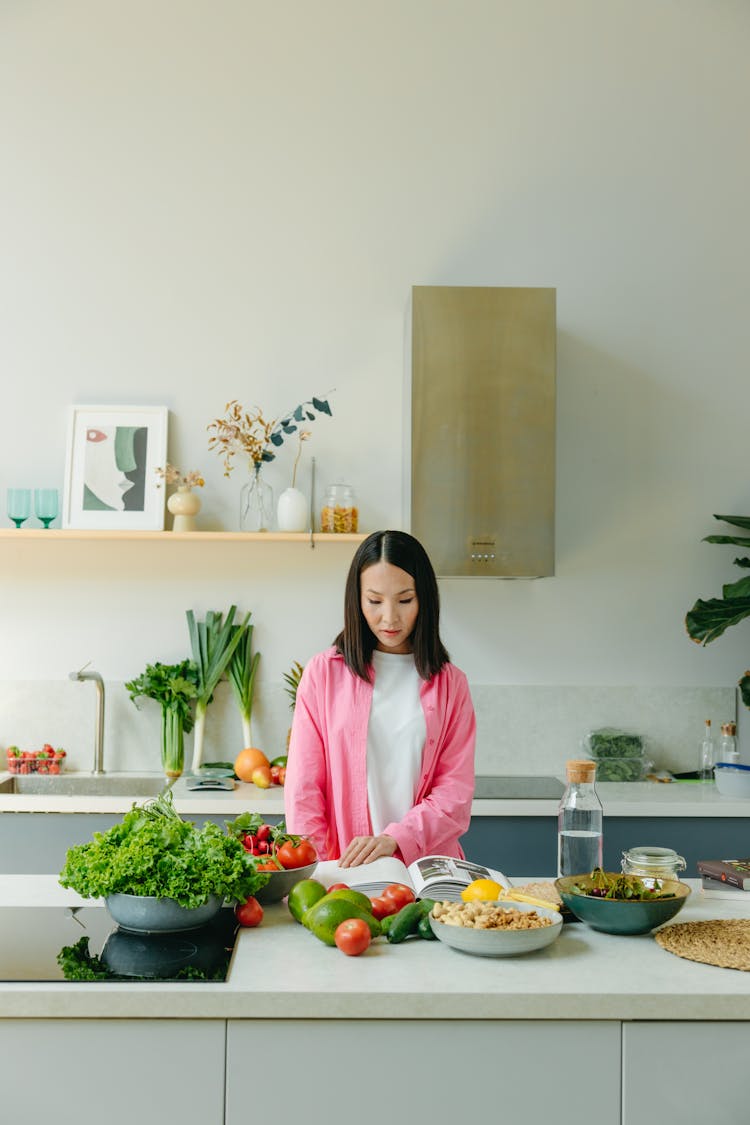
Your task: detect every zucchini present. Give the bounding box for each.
[417,913,437,940]
[386,898,437,944]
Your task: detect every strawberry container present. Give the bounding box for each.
[5,747,66,775]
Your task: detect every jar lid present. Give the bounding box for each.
[565,759,597,783]
[622,846,686,870]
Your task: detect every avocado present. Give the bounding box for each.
[304,898,381,946]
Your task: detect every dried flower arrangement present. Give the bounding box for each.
[207,396,332,478]
[155,464,205,489]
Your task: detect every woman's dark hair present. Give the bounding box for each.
[334,530,449,681]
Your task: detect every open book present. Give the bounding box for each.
[314,854,510,901]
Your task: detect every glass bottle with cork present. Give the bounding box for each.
[718,721,739,765]
[557,759,603,877]
[698,718,715,781]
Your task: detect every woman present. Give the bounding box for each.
[284,530,476,868]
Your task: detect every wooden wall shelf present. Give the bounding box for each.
[0,529,365,544]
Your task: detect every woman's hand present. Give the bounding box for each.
[339,834,397,868]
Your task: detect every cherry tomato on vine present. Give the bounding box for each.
[334,918,372,956]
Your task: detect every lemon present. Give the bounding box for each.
[461,878,503,902]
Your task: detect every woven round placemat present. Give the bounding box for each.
[655,919,750,971]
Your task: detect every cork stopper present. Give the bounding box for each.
[565,758,597,784]
[722,722,737,736]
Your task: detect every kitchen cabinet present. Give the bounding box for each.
[622,1022,750,1124]
[226,1019,620,1125]
[0,1018,225,1125]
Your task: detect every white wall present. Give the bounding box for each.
[1,2,749,768]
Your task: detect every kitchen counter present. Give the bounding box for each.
[1,773,748,817]
[3,874,750,1021]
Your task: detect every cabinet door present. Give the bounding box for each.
[227,1019,620,1125]
[623,1022,750,1124]
[0,1019,225,1125]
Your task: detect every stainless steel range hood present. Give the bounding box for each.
[411,286,556,578]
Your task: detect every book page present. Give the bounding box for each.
[313,856,413,895]
[407,855,510,898]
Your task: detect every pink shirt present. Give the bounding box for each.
[284,647,476,866]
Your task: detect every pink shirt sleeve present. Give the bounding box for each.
[283,661,332,860]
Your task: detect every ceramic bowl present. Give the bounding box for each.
[714,762,750,798]
[105,893,224,933]
[428,899,563,957]
[254,861,318,905]
[555,875,690,935]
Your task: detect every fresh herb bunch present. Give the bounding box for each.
[59,791,269,907]
[125,660,199,733]
[207,395,332,476]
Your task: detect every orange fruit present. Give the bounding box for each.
[234,747,270,782]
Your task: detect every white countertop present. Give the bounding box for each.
[3,875,750,1020]
[1,773,748,817]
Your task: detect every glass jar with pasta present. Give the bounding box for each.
[321,484,358,533]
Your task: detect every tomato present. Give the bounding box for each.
[381,883,415,910]
[277,838,317,869]
[334,917,372,956]
[255,858,283,872]
[277,767,286,786]
[369,895,398,921]
[270,765,282,785]
[328,883,349,893]
[234,896,263,927]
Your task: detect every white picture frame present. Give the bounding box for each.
[62,405,168,530]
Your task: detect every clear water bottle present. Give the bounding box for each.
[557,759,603,877]
[698,718,715,781]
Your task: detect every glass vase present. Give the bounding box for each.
[240,462,274,532]
[161,704,185,779]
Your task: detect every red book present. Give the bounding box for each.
[696,858,750,890]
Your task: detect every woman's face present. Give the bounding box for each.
[84,428,133,511]
[360,561,419,654]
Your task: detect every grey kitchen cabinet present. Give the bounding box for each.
[622,1022,750,1124]
[226,1019,620,1125]
[0,1019,225,1125]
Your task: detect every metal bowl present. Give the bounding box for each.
[254,861,318,905]
[555,875,690,935]
[105,893,224,933]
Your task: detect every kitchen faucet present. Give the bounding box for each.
[69,665,106,775]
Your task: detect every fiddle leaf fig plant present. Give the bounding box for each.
[685,514,750,707]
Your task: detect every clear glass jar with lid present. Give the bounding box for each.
[320,483,358,533]
[621,846,686,884]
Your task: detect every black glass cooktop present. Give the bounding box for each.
[0,905,239,983]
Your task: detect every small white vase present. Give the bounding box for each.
[167,486,201,532]
[276,487,309,532]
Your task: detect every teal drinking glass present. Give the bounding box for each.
[34,488,59,529]
[7,489,31,528]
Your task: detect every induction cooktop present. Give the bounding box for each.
[474,775,565,800]
[0,905,239,983]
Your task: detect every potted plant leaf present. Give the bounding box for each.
[685,513,750,707]
[125,660,199,778]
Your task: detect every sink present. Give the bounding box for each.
[0,773,170,797]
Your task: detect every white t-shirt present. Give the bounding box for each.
[366,650,426,835]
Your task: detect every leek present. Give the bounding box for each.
[187,606,249,771]
[228,617,261,748]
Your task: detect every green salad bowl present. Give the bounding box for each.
[555,874,690,935]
